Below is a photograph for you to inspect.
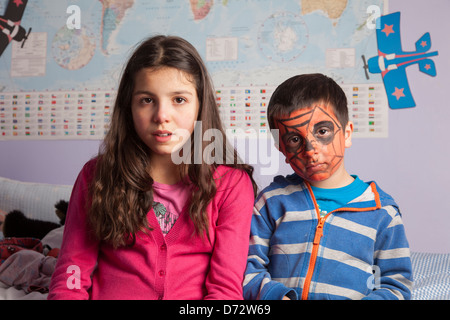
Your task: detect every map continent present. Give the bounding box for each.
[99,0,134,55]
[189,0,213,20]
[301,0,348,20]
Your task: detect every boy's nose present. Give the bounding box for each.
[305,139,314,152]
[303,138,318,158]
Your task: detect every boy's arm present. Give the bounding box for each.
[364,206,413,300]
[243,204,297,300]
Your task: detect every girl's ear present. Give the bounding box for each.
[344,121,353,148]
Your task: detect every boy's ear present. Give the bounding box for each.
[344,121,354,148]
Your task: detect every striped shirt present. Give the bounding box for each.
[243,173,413,300]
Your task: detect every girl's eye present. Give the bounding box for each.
[174,97,186,104]
[141,97,153,104]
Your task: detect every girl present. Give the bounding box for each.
[48,35,256,300]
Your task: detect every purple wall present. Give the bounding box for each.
[0,140,100,185]
[0,0,449,253]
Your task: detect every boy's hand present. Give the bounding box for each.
[282,296,291,300]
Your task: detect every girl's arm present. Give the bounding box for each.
[47,160,99,300]
[204,168,254,300]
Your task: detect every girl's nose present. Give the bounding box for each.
[153,102,170,123]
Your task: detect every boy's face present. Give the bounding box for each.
[274,104,353,185]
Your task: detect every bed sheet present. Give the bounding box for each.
[411,252,450,300]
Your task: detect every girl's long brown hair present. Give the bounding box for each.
[88,35,256,248]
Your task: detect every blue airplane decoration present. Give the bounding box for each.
[363,12,438,109]
[0,0,31,58]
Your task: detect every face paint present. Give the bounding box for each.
[275,105,348,183]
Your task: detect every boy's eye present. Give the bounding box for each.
[317,128,329,136]
[288,136,301,145]
[284,134,303,153]
[313,121,335,145]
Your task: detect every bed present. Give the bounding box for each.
[411,252,450,300]
[0,176,71,300]
[0,176,448,300]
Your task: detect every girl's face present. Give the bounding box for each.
[131,67,199,159]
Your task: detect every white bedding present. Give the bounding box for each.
[0,226,63,300]
[0,282,47,300]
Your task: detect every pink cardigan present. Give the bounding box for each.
[47,159,254,300]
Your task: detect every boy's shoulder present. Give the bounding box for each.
[256,173,311,207]
[260,173,304,193]
[366,180,399,209]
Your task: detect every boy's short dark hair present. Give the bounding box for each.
[268,73,348,130]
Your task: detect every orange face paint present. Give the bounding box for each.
[275,105,347,183]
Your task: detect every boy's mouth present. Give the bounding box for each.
[306,163,326,172]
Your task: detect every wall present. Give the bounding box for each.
[345,0,450,253]
[0,0,449,253]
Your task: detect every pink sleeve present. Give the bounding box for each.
[204,168,255,300]
[47,160,100,300]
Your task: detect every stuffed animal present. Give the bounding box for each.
[1,200,68,240]
[54,199,68,225]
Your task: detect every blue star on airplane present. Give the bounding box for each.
[362,11,438,109]
[0,0,31,58]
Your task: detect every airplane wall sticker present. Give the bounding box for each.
[362,11,438,109]
[0,0,31,58]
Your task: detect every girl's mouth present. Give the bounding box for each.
[153,130,173,142]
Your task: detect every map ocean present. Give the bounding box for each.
[0,0,384,92]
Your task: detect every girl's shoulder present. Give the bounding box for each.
[213,165,251,191]
[75,157,98,185]
[82,157,98,176]
[213,164,244,179]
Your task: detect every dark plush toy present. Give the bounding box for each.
[2,200,68,240]
[54,199,68,225]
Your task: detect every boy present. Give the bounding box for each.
[243,74,412,300]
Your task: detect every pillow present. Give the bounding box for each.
[0,177,72,224]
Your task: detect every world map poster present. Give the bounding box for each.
[0,0,388,140]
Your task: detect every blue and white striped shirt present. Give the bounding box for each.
[243,173,413,300]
